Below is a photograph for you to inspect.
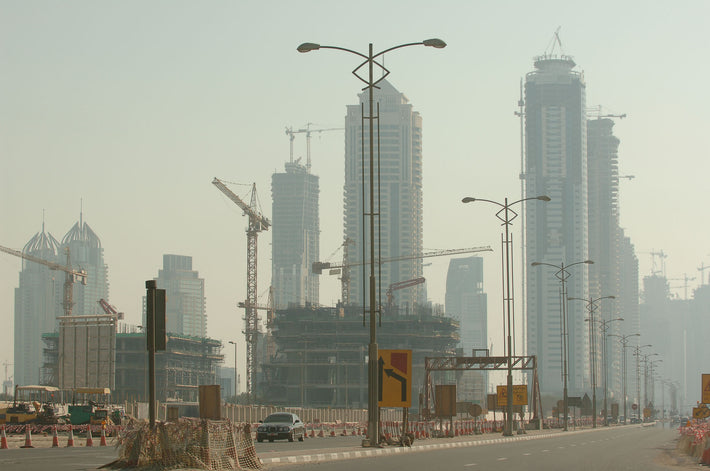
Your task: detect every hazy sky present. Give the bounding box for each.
[1,1,708,385]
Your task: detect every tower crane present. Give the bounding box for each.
[213,177,271,397]
[386,277,426,314]
[668,274,696,300]
[98,299,124,320]
[698,262,710,286]
[285,123,343,172]
[313,245,493,305]
[586,105,627,120]
[640,249,668,277]
[0,244,87,317]
[238,286,276,361]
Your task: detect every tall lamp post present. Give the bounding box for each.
[593,317,624,425]
[531,260,593,431]
[462,195,550,436]
[631,344,652,421]
[298,38,446,446]
[647,358,663,417]
[608,333,640,424]
[228,341,238,400]
[568,295,615,428]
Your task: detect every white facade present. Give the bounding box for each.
[154,254,207,338]
[525,56,590,395]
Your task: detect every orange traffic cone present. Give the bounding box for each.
[20,424,34,448]
[66,425,74,447]
[52,425,59,447]
[99,426,107,446]
[0,425,8,449]
[85,426,93,447]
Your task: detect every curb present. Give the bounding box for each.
[261,426,617,465]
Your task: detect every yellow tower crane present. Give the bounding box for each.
[213,178,271,397]
[0,244,87,317]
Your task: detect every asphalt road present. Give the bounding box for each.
[0,447,118,471]
[271,426,686,471]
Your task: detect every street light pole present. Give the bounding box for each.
[298,38,446,447]
[608,333,640,424]
[531,260,593,432]
[463,195,550,436]
[229,341,238,400]
[596,317,624,425]
[631,344,652,421]
[568,295,615,428]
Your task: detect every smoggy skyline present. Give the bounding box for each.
[2,1,708,385]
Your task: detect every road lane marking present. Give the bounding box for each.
[497,457,508,461]
[464,463,477,467]
[523,452,531,456]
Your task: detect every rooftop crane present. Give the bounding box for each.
[213,177,271,397]
[668,274,696,300]
[586,105,627,120]
[0,244,87,317]
[313,245,493,305]
[386,277,426,314]
[98,299,124,320]
[698,262,710,286]
[285,123,343,172]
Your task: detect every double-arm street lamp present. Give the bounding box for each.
[462,195,550,436]
[531,260,593,431]
[608,333,641,424]
[591,317,624,426]
[299,38,446,447]
[568,295,615,428]
[631,344,652,421]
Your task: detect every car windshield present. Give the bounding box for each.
[264,414,293,423]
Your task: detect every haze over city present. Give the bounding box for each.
[1,0,708,388]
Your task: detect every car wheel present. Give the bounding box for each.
[268,438,274,442]
[288,431,294,442]
[298,431,304,442]
[257,437,263,443]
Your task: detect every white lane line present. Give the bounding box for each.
[542,449,550,452]
[523,452,531,456]
[464,464,477,467]
[497,457,508,461]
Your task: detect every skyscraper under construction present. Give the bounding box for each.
[271,160,320,308]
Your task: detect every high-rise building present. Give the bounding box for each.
[343,80,424,311]
[14,214,109,387]
[154,255,207,337]
[14,224,63,386]
[445,256,488,404]
[61,213,109,317]
[271,161,319,308]
[525,53,590,395]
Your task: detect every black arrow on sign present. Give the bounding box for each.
[385,368,407,402]
[378,357,385,401]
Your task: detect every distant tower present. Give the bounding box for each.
[153,254,207,337]
[445,256,488,404]
[525,52,589,394]
[61,212,109,316]
[343,80,424,310]
[271,161,320,308]
[14,223,62,386]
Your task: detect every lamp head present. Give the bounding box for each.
[297,43,321,53]
[537,195,551,201]
[531,262,542,266]
[423,38,447,48]
[462,197,476,203]
[584,260,594,264]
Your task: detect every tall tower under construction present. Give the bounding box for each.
[525,52,590,395]
[343,80,424,310]
[271,161,320,308]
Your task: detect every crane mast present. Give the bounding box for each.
[0,244,87,317]
[213,177,271,397]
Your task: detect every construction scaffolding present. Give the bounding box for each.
[43,331,223,402]
[261,304,459,408]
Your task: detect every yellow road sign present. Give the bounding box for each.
[378,349,412,408]
[694,406,710,419]
[702,374,710,404]
[496,385,528,406]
